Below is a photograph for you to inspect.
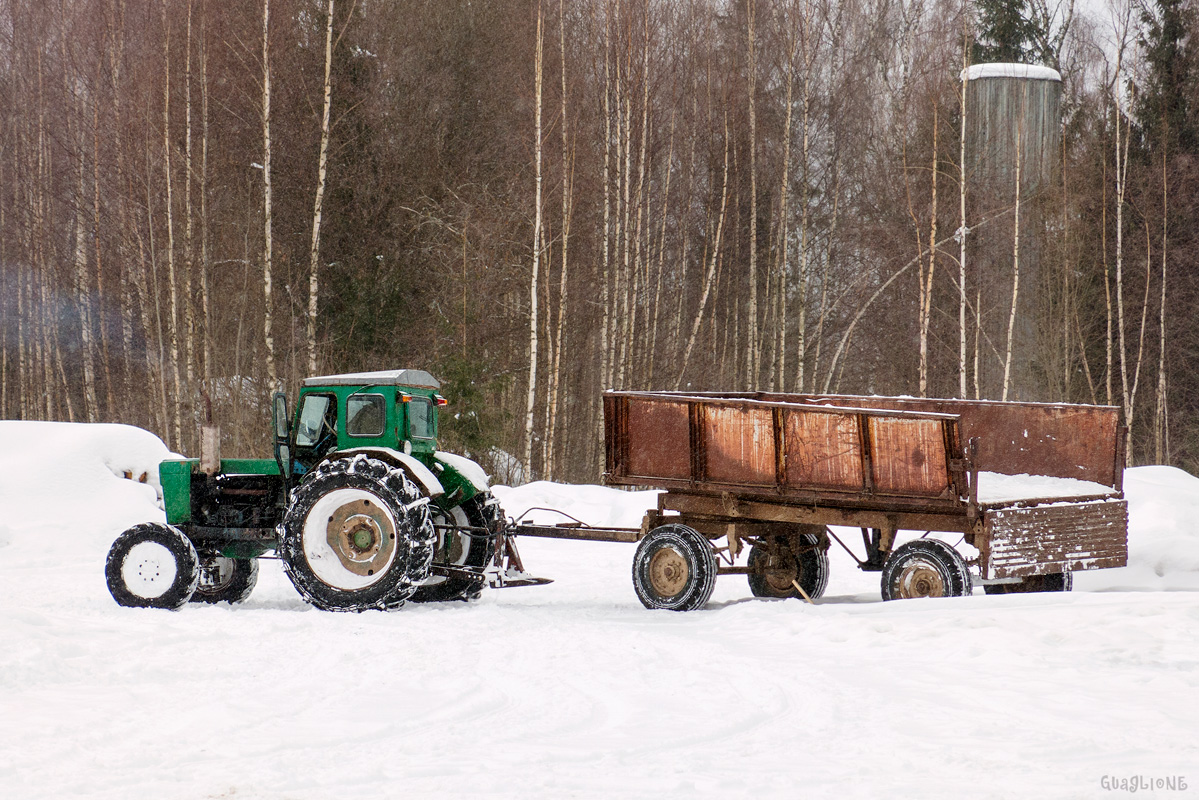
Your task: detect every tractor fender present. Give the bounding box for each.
[433,451,491,492]
[335,447,445,498]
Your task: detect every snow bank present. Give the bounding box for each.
[1123,466,1199,577]
[0,421,170,554]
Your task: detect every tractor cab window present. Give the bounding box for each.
[347,394,386,437]
[295,394,336,449]
[408,397,434,440]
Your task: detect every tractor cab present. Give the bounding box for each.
[289,369,447,474]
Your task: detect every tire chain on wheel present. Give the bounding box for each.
[279,454,435,611]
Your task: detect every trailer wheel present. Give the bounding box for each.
[411,492,501,603]
[191,556,259,605]
[880,539,972,601]
[984,572,1072,594]
[279,455,435,611]
[747,532,830,600]
[632,524,717,611]
[105,523,200,609]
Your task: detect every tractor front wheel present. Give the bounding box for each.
[105,523,200,609]
[191,556,259,605]
[279,455,435,612]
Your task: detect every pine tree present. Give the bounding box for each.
[1136,0,1197,152]
[972,0,1040,63]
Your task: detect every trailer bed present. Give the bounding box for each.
[601,391,1128,596]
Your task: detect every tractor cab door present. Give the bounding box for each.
[272,391,292,483]
[292,392,339,474]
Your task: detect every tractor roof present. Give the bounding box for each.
[302,369,441,389]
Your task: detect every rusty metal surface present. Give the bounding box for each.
[782,409,863,490]
[751,393,1121,487]
[868,417,951,496]
[625,397,691,480]
[981,499,1128,578]
[605,391,961,505]
[512,524,640,543]
[659,491,974,535]
[704,404,776,485]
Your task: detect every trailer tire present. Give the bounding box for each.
[983,572,1072,594]
[632,524,717,611]
[747,531,829,600]
[105,523,200,609]
[411,492,501,603]
[881,539,972,601]
[191,556,259,605]
[279,455,435,612]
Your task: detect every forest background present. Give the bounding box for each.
[0,0,1195,484]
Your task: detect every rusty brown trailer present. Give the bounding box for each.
[600,391,1128,607]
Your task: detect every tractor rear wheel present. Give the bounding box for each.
[279,455,435,612]
[191,556,259,605]
[105,523,200,609]
[411,492,501,603]
[747,530,830,600]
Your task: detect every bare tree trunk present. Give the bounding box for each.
[92,95,115,416]
[772,2,799,391]
[1002,115,1022,401]
[794,22,813,392]
[647,111,675,388]
[307,0,335,375]
[745,0,759,386]
[162,0,183,448]
[919,103,938,397]
[599,0,612,396]
[200,12,211,386]
[677,113,731,389]
[958,24,969,399]
[72,90,99,422]
[261,0,277,392]
[523,1,544,479]
[107,0,135,412]
[1115,104,1132,462]
[1154,136,1167,463]
[547,0,572,479]
[183,0,196,393]
[596,2,612,474]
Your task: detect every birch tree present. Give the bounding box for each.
[261,0,277,392]
[307,0,335,375]
[523,1,544,477]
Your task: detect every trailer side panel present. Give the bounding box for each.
[982,499,1129,578]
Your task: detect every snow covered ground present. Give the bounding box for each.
[1,421,1197,799]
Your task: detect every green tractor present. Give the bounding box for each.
[105,369,532,611]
